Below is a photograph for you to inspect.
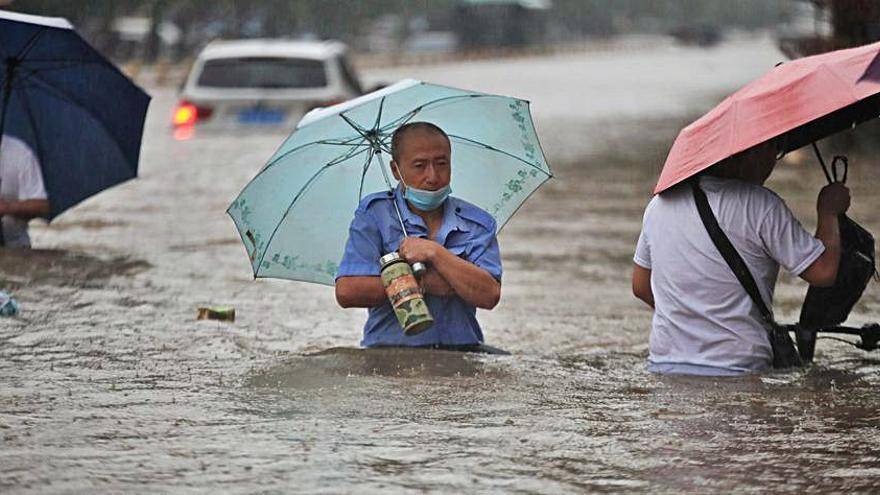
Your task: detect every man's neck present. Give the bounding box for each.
[406,201,444,238]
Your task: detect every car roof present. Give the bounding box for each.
[198,39,348,61]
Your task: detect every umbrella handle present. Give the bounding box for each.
[831,155,848,184]
[411,262,427,278]
[811,142,834,184]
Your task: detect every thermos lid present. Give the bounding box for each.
[379,251,403,267]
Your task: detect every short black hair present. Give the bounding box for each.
[390,122,450,162]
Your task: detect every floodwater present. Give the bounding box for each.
[3,33,880,493]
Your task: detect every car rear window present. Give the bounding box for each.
[196,57,328,89]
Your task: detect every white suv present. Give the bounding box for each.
[173,39,363,130]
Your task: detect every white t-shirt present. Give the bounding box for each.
[0,135,48,248]
[634,176,824,374]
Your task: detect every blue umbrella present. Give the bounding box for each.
[228,79,552,285]
[0,10,150,221]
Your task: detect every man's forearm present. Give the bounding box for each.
[814,212,842,281]
[801,213,842,287]
[430,249,500,309]
[631,264,654,309]
[803,182,850,287]
[0,199,49,220]
[335,276,387,308]
[420,269,455,296]
[815,213,841,257]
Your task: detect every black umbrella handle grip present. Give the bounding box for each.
[831,155,848,184]
[411,262,427,279]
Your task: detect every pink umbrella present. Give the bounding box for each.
[655,40,880,194]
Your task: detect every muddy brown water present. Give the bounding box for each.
[2,36,880,493]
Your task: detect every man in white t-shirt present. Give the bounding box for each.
[631,141,851,375]
[0,134,49,248]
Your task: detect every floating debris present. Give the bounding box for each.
[0,291,18,317]
[197,306,235,322]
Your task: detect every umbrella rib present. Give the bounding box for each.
[15,68,133,174]
[372,96,386,131]
[820,62,862,102]
[448,134,551,177]
[340,112,371,139]
[260,135,367,172]
[378,138,392,155]
[323,140,371,147]
[378,94,486,132]
[10,67,46,88]
[15,27,48,60]
[256,145,369,271]
[381,110,418,134]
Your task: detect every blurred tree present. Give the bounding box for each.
[830,0,880,48]
[3,0,794,59]
[551,0,789,37]
[143,0,166,62]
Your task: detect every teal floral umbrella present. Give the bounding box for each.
[228,79,552,285]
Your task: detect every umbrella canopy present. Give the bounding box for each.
[228,79,552,285]
[656,40,880,194]
[0,9,151,219]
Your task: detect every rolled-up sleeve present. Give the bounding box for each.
[466,218,502,282]
[336,207,383,279]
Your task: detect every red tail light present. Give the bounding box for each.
[172,102,196,126]
[172,101,214,126]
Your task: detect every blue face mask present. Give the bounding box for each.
[404,184,452,212]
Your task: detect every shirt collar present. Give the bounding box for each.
[392,185,469,241]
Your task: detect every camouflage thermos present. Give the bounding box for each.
[380,252,433,335]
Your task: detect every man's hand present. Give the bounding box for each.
[817,182,850,216]
[420,268,455,296]
[399,236,440,264]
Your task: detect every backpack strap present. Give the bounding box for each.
[690,179,775,327]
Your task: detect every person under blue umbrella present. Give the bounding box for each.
[0,10,150,231]
[0,133,48,248]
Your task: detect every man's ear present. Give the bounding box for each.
[390,160,401,181]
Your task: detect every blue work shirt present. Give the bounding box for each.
[336,186,502,347]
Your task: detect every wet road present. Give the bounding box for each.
[3,34,880,493]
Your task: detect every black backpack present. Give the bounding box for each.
[799,216,876,329]
[797,156,878,360]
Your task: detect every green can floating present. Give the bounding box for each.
[380,252,434,336]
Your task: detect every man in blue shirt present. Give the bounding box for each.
[335,122,502,349]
